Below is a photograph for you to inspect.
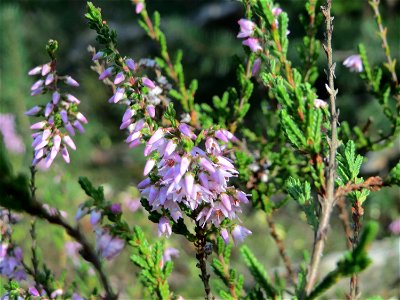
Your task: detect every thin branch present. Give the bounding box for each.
[369,0,398,87]
[216,253,238,300]
[349,200,363,300]
[305,0,339,295]
[195,224,213,300]
[335,176,384,199]
[266,215,296,284]
[336,197,353,250]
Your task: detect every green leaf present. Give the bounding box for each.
[240,245,278,298]
[280,109,307,149]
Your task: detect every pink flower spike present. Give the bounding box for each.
[220,229,230,244]
[31,79,44,91]
[41,63,51,76]
[52,91,61,104]
[147,105,155,118]
[114,72,125,85]
[65,76,80,87]
[25,106,42,116]
[92,51,104,61]
[61,146,70,163]
[99,67,113,80]
[142,77,156,89]
[148,128,164,144]
[343,54,363,72]
[231,225,252,245]
[314,99,328,109]
[63,135,76,150]
[113,87,125,103]
[158,216,172,237]
[45,73,54,85]
[28,66,42,75]
[144,159,156,176]
[136,2,144,14]
[125,58,136,71]
[76,112,88,124]
[90,210,101,225]
[30,121,47,130]
[237,19,255,38]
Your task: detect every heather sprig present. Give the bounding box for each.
[27,39,87,168]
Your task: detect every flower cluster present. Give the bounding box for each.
[27,60,87,168]
[138,124,251,240]
[237,19,262,53]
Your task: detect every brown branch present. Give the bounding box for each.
[335,176,384,199]
[305,0,339,295]
[336,197,353,250]
[349,200,363,300]
[195,224,213,300]
[217,253,238,300]
[266,215,296,284]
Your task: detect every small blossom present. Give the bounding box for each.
[110,203,122,214]
[41,63,51,76]
[28,287,40,297]
[25,106,42,116]
[389,219,400,235]
[147,105,156,118]
[28,66,42,75]
[313,98,328,108]
[220,228,230,244]
[252,58,261,76]
[114,72,125,85]
[65,76,80,87]
[76,206,88,220]
[96,230,125,260]
[45,73,54,85]
[125,58,136,71]
[343,54,363,72]
[237,19,256,38]
[272,7,283,16]
[136,2,144,14]
[158,216,172,237]
[99,67,113,80]
[242,38,262,52]
[144,159,156,176]
[52,91,60,104]
[142,77,156,89]
[92,51,104,61]
[231,225,252,245]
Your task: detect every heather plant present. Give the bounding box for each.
[0,0,399,299]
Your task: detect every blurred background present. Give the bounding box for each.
[1,0,399,298]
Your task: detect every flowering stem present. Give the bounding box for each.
[266,216,296,284]
[195,224,213,300]
[305,0,338,295]
[25,197,117,299]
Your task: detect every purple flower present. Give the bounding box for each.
[92,51,105,61]
[41,63,51,76]
[179,123,196,139]
[142,77,156,89]
[31,79,44,91]
[144,159,156,176]
[25,106,42,116]
[113,87,125,103]
[65,76,80,87]
[231,225,252,245]
[147,105,156,118]
[28,65,42,75]
[99,67,113,80]
[52,91,60,104]
[161,247,179,267]
[95,230,125,260]
[220,229,230,244]
[272,7,283,16]
[28,287,40,297]
[242,38,262,52]
[343,54,363,72]
[237,19,256,38]
[114,72,125,85]
[158,216,172,237]
[45,73,54,85]
[110,203,122,214]
[76,205,89,220]
[125,58,136,71]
